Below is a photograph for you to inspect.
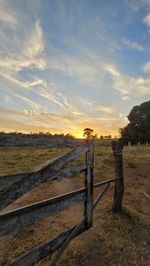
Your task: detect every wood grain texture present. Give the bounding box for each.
[10,223,86,266]
[0,164,86,192]
[0,146,88,210]
[112,140,124,213]
[84,140,94,229]
[0,187,86,237]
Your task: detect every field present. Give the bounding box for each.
[0,141,150,266]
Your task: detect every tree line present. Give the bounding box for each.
[0,131,75,139]
[83,100,150,144]
[83,128,113,139]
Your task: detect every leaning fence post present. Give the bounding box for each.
[112,139,124,213]
[84,139,94,228]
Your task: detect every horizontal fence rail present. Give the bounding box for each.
[0,178,115,237]
[0,188,86,237]
[0,164,86,192]
[93,178,115,188]
[0,139,117,266]
[10,224,86,266]
[8,178,115,266]
[0,146,88,210]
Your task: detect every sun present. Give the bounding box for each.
[73,131,84,139]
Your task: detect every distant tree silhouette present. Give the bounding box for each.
[120,101,150,143]
[83,128,94,139]
[65,133,74,138]
[104,135,112,139]
[92,133,97,139]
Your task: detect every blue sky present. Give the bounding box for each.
[0,0,150,137]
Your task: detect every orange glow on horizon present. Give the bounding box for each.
[73,131,84,139]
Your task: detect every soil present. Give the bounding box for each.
[0,144,149,266]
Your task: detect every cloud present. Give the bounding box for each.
[36,86,65,109]
[23,20,45,58]
[121,96,130,101]
[0,107,75,134]
[0,2,47,116]
[0,105,126,136]
[143,12,150,29]
[127,0,150,12]
[104,64,150,96]
[0,19,46,75]
[0,0,17,25]
[77,114,126,136]
[142,61,150,72]
[97,106,116,114]
[123,38,144,51]
[13,94,42,111]
[1,0,149,137]
[0,11,46,90]
[71,111,84,116]
[0,71,44,90]
[46,49,108,89]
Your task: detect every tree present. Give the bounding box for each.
[92,133,97,139]
[104,135,112,139]
[83,128,94,139]
[120,101,150,143]
[65,133,74,139]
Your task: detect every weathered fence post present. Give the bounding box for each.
[112,139,124,213]
[84,139,94,228]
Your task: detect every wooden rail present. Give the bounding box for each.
[0,164,86,192]
[0,187,86,237]
[4,179,115,266]
[0,178,115,237]
[0,146,88,210]
[0,140,117,266]
[10,224,86,266]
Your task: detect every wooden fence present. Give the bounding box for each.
[0,139,121,266]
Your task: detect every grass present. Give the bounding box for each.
[0,147,70,175]
[0,141,150,266]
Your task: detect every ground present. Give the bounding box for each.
[0,142,150,266]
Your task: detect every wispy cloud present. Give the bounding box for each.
[0,19,46,79]
[46,51,103,87]
[123,38,144,51]
[23,20,45,58]
[0,106,74,133]
[121,96,130,101]
[12,94,42,111]
[97,106,116,114]
[0,0,46,91]
[104,64,150,97]
[0,105,126,136]
[0,0,150,136]
[0,0,17,25]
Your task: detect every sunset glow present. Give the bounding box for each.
[0,0,150,136]
[73,132,84,139]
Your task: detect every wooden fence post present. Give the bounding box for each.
[84,139,94,228]
[112,139,124,213]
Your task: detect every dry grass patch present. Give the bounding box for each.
[0,142,150,265]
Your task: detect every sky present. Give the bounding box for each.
[0,0,150,138]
